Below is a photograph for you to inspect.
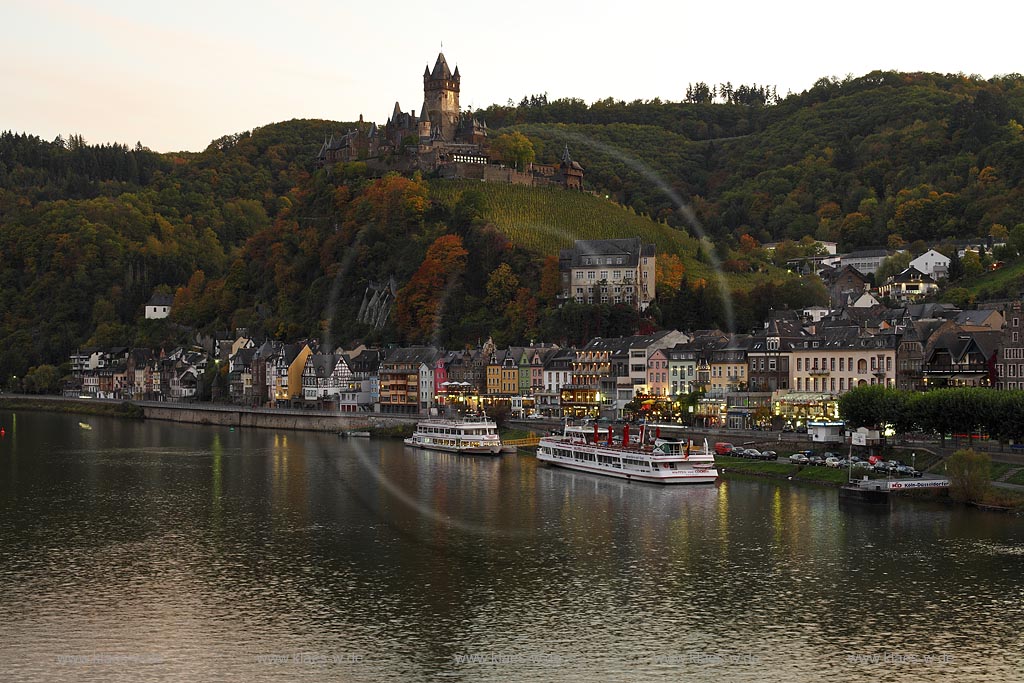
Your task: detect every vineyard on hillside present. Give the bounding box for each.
[430,180,699,256]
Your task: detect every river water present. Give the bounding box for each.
[0,409,1021,682]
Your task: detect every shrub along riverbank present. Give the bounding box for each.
[0,396,144,419]
[715,453,1024,512]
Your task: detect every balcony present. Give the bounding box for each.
[807,369,830,376]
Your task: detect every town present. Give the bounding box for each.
[58,236,1023,432]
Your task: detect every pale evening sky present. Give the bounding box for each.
[2,0,1018,153]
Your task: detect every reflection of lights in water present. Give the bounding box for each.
[772,487,783,547]
[211,433,222,522]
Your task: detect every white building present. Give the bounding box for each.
[909,249,950,280]
[145,294,173,319]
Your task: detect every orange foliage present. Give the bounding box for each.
[395,234,469,343]
[654,253,685,292]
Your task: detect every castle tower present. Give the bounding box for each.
[423,53,460,142]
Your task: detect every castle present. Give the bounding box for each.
[317,53,583,190]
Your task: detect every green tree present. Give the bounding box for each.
[22,364,61,394]
[491,132,535,171]
[946,449,990,503]
[874,251,912,283]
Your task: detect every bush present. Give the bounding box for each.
[946,449,991,503]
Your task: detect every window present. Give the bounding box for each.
[797,358,802,371]
[839,377,845,391]
[839,358,845,372]
[600,271,608,280]
[769,359,776,371]
[613,270,621,280]
[588,271,595,280]
[886,357,892,371]
[576,272,583,280]
[831,378,836,392]
[857,359,867,373]
[830,358,836,371]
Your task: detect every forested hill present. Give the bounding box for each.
[482,71,1024,249]
[2,70,1024,381]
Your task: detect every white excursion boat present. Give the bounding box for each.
[404,415,503,455]
[537,423,718,484]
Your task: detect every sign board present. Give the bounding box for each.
[889,480,950,490]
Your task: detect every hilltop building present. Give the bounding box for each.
[317,53,583,189]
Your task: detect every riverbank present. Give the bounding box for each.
[716,455,1024,513]
[0,396,144,419]
[0,395,416,434]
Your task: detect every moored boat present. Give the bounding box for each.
[404,415,503,455]
[536,423,717,484]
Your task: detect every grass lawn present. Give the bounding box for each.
[795,467,852,484]
[1004,468,1024,486]
[989,461,1019,481]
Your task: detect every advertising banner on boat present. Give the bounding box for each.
[888,480,950,490]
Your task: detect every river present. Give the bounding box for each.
[0,409,1021,682]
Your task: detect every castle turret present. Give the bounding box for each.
[423,52,460,142]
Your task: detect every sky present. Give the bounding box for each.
[2,0,1020,153]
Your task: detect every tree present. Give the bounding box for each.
[654,253,685,293]
[491,132,535,171]
[395,234,469,344]
[947,249,964,281]
[875,251,912,283]
[485,263,520,310]
[946,449,990,503]
[22,364,61,394]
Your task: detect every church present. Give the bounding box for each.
[317,53,583,190]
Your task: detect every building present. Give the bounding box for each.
[558,238,656,311]
[877,266,939,303]
[378,347,441,414]
[820,264,871,308]
[145,294,173,320]
[839,249,895,276]
[910,249,950,280]
[317,53,583,189]
[996,300,1024,389]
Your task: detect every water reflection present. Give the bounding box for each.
[0,409,1021,682]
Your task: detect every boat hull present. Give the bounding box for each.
[404,438,502,455]
[537,452,717,484]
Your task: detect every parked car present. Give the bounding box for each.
[873,461,890,473]
[760,450,778,461]
[789,453,809,465]
[807,454,825,466]
[745,449,762,459]
[795,425,808,434]
[835,458,850,469]
[825,456,841,468]
[782,424,794,433]
[897,465,923,477]
[853,461,873,470]
[714,442,735,455]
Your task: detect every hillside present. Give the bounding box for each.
[493,71,1024,251]
[4,70,1024,379]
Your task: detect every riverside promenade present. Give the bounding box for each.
[0,394,416,433]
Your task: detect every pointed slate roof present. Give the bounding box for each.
[430,53,452,80]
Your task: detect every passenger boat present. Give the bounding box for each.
[536,423,717,484]
[404,415,503,455]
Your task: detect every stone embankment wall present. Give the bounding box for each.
[139,403,414,433]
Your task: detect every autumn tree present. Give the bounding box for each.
[654,253,685,294]
[395,234,469,344]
